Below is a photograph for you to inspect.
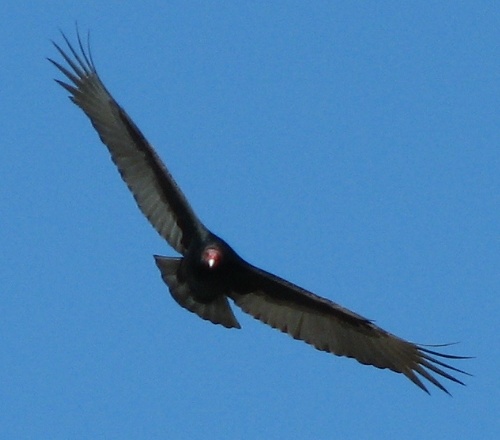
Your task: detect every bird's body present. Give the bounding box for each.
[50,31,469,394]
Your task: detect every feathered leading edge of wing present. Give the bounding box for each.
[48,31,206,255]
[229,263,470,394]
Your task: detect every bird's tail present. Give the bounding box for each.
[154,255,241,329]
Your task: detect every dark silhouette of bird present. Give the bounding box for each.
[49,31,470,394]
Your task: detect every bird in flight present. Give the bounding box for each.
[49,31,469,394]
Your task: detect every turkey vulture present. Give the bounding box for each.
[49,31,469,394]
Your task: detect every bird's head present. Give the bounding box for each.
[201,245,223,269]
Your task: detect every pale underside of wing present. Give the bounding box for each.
[229,264,469,394]
[49,33,204,254]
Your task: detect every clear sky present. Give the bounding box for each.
[1,2,498,439]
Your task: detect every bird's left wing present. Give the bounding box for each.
[229,263,469,394]
[49,32,206,255]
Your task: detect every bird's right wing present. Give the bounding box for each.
[229,263,469,394]
[49,32,206,255]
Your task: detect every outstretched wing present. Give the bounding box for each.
[229,263,469,394]
[49,32,206,255]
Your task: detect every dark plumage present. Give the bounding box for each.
[50,31,470,394]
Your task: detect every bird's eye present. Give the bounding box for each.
[202,247,222,269]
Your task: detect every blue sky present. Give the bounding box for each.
[1,1,498,438]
